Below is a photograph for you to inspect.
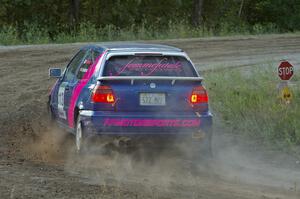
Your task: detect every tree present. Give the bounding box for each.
[70,0,80,26]
[238,0,245,17]
[193,0,204,27]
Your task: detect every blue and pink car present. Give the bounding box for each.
[48,43,212,155]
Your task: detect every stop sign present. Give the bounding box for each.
[278,61,294,80]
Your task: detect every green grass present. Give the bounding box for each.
[204,65,300,149]
[0,21,283,45]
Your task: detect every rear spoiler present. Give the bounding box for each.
[97,76,203,85]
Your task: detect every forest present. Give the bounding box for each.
[0,0,300,44]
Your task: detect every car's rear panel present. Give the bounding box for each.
[106,80,202,112]
[80,52,212,135]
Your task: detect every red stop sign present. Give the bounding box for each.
[278,61,294,80]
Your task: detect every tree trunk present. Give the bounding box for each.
[238,0,244,18]
[193,0,204,27]
[70,0,80,26]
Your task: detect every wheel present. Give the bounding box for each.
[190,129,213,174]
[192,129,213,160]
[47,100,55,124]
[201,128,213,158]
[75,115,86,153]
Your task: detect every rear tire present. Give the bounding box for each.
[201,129,213,158]
[192,129,213,160]
[190,129,213,174]
[47,100,55,124]
[75,115,86,154]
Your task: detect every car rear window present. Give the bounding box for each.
[103,55,197,77]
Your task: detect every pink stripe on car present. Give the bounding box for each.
[67,52,105,128]
[103,118,201,127]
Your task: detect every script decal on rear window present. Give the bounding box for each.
[115,57,182,76]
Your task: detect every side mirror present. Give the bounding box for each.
[84,59,93,66]
[49,68,62,78]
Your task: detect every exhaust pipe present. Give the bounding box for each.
[114,137,132,148]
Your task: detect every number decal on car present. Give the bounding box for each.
[57,82,67,119]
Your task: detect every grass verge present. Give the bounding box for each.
[204,65,300,150]
[0,21,282,45]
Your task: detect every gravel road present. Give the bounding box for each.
[0,34,300,199]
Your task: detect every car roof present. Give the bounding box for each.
[83,42,183,53]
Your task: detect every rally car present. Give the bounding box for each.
[48,43,212,155]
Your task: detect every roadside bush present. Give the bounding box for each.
[0,26,19,45]
[0,21,288,45]
[22,22,50,44]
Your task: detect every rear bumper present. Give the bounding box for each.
[79,110,212,136]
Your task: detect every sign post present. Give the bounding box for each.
[277,61,294,104]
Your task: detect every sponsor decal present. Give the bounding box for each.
[57,82,67,119]
[103,118,201,127]
[114,57,182,76]
[80,68,88,73]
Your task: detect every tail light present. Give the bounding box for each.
[190,85,208,104]
[91,85,115,103]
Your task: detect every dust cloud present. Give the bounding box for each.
[54,128,299,198]
[19,113,300,198]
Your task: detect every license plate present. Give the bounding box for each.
[140,93,166,106]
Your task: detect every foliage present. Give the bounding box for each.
[0,21,282,45]
[0,0,299,44]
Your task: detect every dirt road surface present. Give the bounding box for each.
[1,34,300,198]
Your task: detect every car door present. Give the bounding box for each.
[56,49,86,124]
[64,49,98,128]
